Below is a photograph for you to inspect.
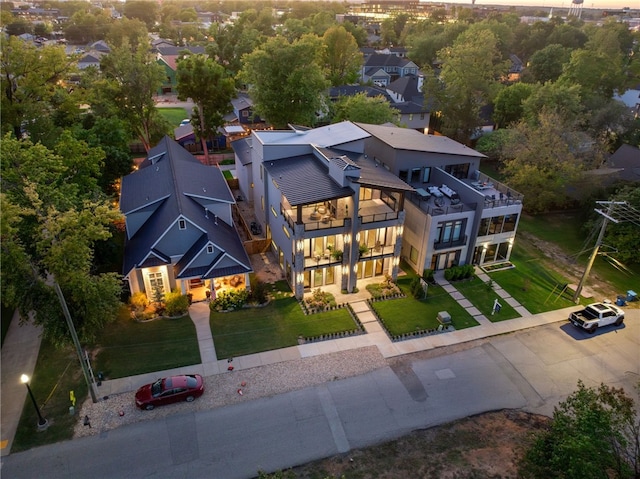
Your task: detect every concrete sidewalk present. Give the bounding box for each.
[0,269,597,456]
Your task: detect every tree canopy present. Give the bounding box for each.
[176,54,236,162]
[520,380,639,479]
[322,26,362,87]
[330,92,399,125]
[1,135,123,347]
[239,35,329,128]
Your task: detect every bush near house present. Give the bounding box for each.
[444,264,474,282]
[164,289,190,317]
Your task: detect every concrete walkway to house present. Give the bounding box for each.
[0,265,587,456]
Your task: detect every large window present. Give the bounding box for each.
[148,272,165,295]
[478,214,518,236]
[435,220,465,247]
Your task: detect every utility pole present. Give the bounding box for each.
[572,201,636,303]
[54,282,98,403]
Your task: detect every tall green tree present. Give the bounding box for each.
[520,381,639,479]
[493,82,534,128]
[501,112,584,213]
[98,44,167,151]
[322,26,362,86]
[1,135,123,347]
[176,54,236,162]
[601,186,640,266]
[1,36,77,139]
[524,44,571,84]
[239,35,329,128]
[330,92,399,124]
[424,28,509,143]
[123,0,158,29]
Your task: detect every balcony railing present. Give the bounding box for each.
[359,211,399,223]
[433,235,468,251]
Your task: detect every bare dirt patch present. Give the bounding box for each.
[290,410,550,479]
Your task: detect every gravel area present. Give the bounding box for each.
[73,346,387,438]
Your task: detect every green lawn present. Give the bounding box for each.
[454,277,521,322]
[488,246,585,314]
[12,339,88,453]
[93,309,200,379]
[370,267,478,337]
[157,107,189,127]
[518,212,640,297]
[210,297,358,359]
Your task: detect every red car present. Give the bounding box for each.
[135,374,204,410]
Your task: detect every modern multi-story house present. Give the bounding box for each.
[357,124,523,273]
[232,122,412,299]
[232,122,523,299]
[120,136,252,302]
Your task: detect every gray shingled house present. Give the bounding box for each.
[120,136,252,302]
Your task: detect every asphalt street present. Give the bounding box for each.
[1,313,638,479]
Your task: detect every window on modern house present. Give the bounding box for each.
[489,216,504,235]
[503,214,518,232]
[478,217,491,236]
[399,170,408,182]
[178,219,186,230]
[422,167,431,183]
[242,110,249,117]
[260,164,263,180]
[207,245,214,254]
[411,167,421,182]
[409,245,418,264]
[360,187,373,201]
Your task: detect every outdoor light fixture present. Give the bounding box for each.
[396,225,403,236]
[20,374,48,430]
[343,234,350,244]
[296,240,304,253]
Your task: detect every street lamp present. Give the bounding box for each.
[20,374,48,430]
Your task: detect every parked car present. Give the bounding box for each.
[179,119,191,126]
[135,374,204,410]
[568,302,624,334]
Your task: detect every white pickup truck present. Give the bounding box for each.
[569,302,625,333]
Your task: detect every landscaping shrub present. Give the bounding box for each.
[249,277,268,304]
[410,277,425,299]
[443,265,475,282]
[305,288,337,310]
[130,292,148,313]
[210,289,249,311]
[422,268,435,283]
[164,289,190,317]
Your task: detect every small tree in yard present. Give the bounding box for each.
[519,380,640,479]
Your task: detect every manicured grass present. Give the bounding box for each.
[12,339,88,453]
[93,309,200,379]
[370,267,478,336]
[210,297,358,359]
[454,277,521,322]
[222,170,234,180]
[488,246,585,314]
[157,107,189,127]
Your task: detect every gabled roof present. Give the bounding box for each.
[356,123,486,158]
[231,137,253,166]
[155,45,205,56]
[319,148,413,192]
[231,95,254,111]
[328,85,393,103]
[387,75,424,103]
[607,144,640,170]
[120,137,250,277]
[364,53,415,69]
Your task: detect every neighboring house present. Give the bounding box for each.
[78,53,101,70]
[232,121,411,298]
[361,53,419,85]
[230,94,263,126]
[329,75,430,132]
[507,54,524,82]
[173,123,227,152]
[357,123,523,273]
[232,121,523,298]
[120,136,252,302]
[153,42,206,94]
[588,144,640,186]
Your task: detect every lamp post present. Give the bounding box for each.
[20,374,48,430]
